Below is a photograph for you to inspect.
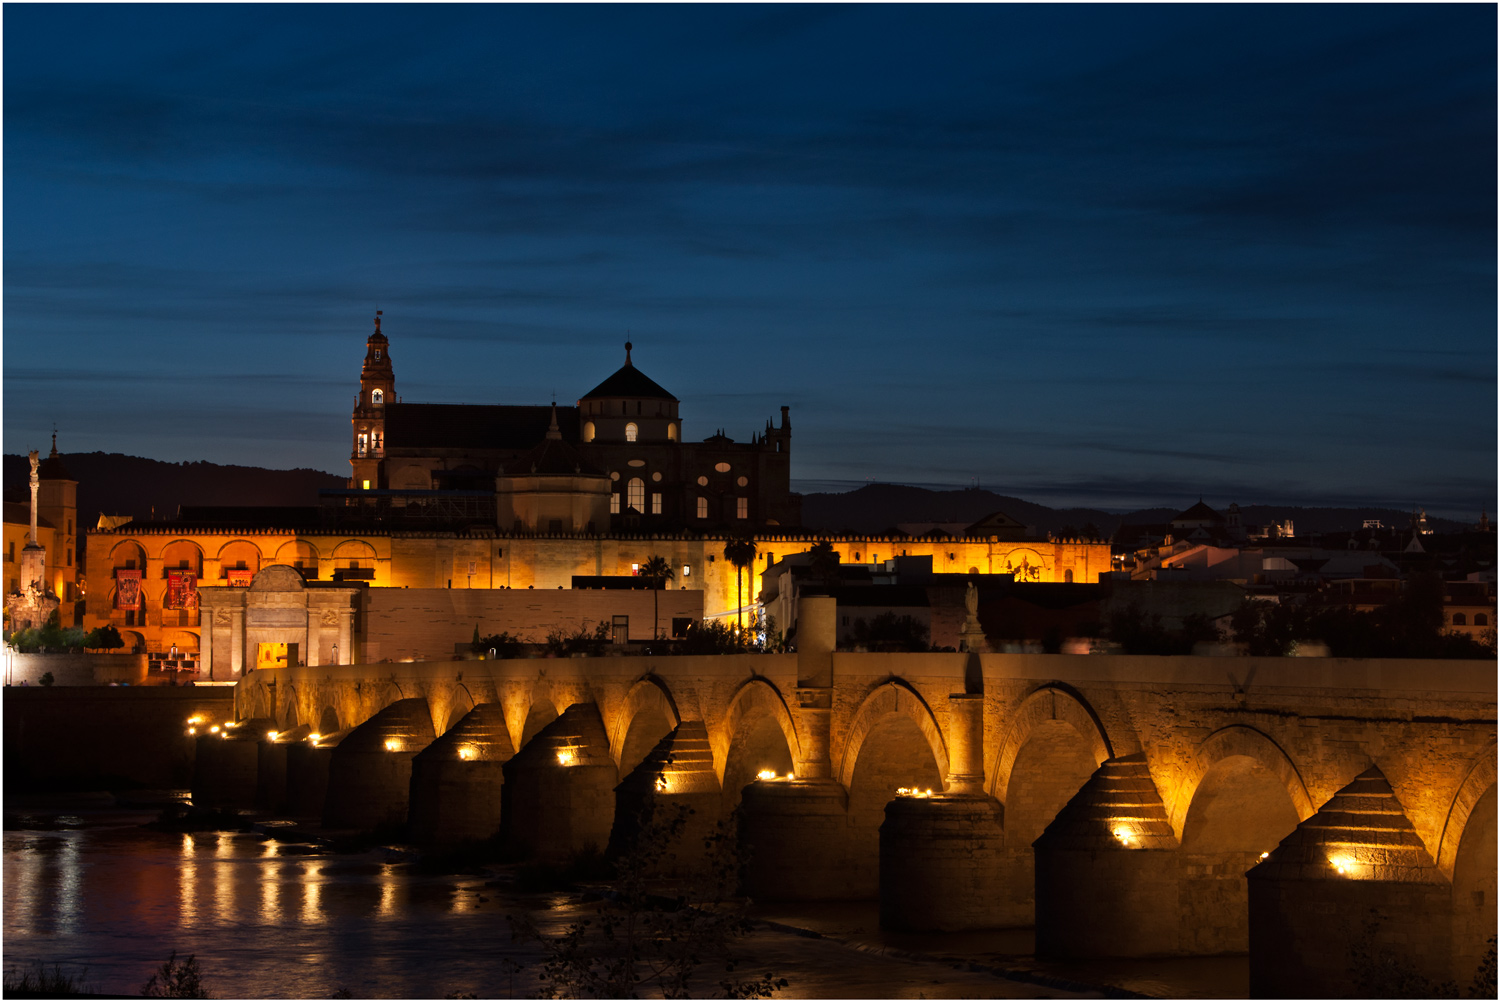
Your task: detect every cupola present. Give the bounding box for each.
[577,342,681,444]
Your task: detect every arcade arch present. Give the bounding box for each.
[719,678,799,813]
[160,540,203,575]
[217,540,262,578]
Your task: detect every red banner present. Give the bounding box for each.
[115,569,142,610]
[166,569,198,610]
[227,569,253,587]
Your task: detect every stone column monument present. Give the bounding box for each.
[6,450,60,632]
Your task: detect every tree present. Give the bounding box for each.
[84,625,125,650]
[723,535,758,639]
[807,540,840,588]
[640,555,675,640]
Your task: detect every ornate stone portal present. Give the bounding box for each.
[6,450,59,632]
[198,565,360,679]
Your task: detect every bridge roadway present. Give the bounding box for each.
[200,598,1495,995]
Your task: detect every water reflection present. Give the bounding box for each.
[179,834,198,927]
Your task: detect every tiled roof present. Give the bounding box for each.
[579,363,677,402]
[384,403,580,450]
[2,501,54,529]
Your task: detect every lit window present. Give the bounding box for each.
[737,476,748,487]
[374,348,381,360]
[372,389,384,405]
[358,433,368,457]
[625,422,638,442]
[372,432,382,453]
[583,421,595,442]
[668,423,678,441]
[682,565,691,577]
[737,498,748,519]
[627,478,645,511]
[651,493,662,515]
[610,493,621,514]
[697,475,708,486]
[715,462,731,473]
[697,497,708,519]
[362,480,371,490]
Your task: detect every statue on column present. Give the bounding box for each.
[7,449,60,632]
[959,581,989,654]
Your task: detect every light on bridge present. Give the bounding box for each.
[1328,853,1357,877]
[384,738,403,753]
[556,748,577,767]
[756,769,777,781]
[1259,851,1270,861]
[186,715,204,726]
[267,731,279,742]
[896,787,934,798]
[308,733,322,745]
[209,725,221,734]
[1111,825,1136,847]
[457,745,477,761]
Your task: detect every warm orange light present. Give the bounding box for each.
[756,769,776,781]
[457,745,477,762]
[267,731,279,742]
[1328,853,1356,876]
[186,715,204,726]
[1112,825,1135,846]
[1259,851,1270,861]
[896,787,934,798]
[383,738,402,753]
[556,748,577,767]
[209,725,221,734]
[308,732,322,744]
[187,727,197,736]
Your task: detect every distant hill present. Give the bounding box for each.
[799,484,1469,537]
[2,456,1471,541]
[2,453,345,529]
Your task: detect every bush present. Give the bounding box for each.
[84,625,125,650]
[472,630,525,660]
[3,961,90,995]
[37,672,54,687]
[142,952,208,998]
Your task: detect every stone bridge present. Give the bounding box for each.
[203,597,1495,995]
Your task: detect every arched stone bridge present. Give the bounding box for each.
[214,597,1494,992]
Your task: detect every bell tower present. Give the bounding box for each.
[350,311,395,489]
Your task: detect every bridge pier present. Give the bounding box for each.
[880,692,1007,931]
[610,720,721,877]
[191,717,274,808]
[1249,766,1453,997]
[285,732,343,818]
[322,698,436,832]
[502,702,617,860]
[1033,754,1182,958]
[256,724,310,812]
[408,703,514,846]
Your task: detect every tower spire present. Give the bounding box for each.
[624,340,633,367]
[546,401,562,440]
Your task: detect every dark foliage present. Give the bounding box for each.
[142,952,209,998]
[845,612,930,652]
[1104,605,1220,655]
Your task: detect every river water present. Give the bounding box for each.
[3,800,1245,999]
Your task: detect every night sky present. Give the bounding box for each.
[4,5,1494,516]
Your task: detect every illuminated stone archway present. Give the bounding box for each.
[720,677,800,811]
[611,674,680,776]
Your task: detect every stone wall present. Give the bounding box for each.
[6,651,147,686]
[360,586,705,662]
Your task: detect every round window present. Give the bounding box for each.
[610,472,620,482]
[737,476,748,487]
[651,472,662,482]
[714,462,731,474]
[697,476,708,486]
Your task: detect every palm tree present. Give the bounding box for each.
[808,539,840,589]
[640,554,674,640]
[723,534,758,641]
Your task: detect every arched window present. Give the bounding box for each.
[627,478,645,512]
[371,388,384,405]
[1064,569,1074,583]
[668,423,678,442]
[736,497,748,519]
[1476,613,1489,627]
[625,422,638,442]
[583,421,595,443]
[696,497,708,519]
[1454,612,1468,626]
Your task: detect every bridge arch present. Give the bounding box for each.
[279,685,301,728]
[1171,724,1314,835]
[1437,738,1497,879]
[837,678,948,790]
[316,705,341,736]
[719,677,801,810]
[611,674,682,774]
[988,682,1112,805]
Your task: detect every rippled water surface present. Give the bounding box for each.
[4,803,1244,998]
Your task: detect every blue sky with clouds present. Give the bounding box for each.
[4,5,1494,515]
